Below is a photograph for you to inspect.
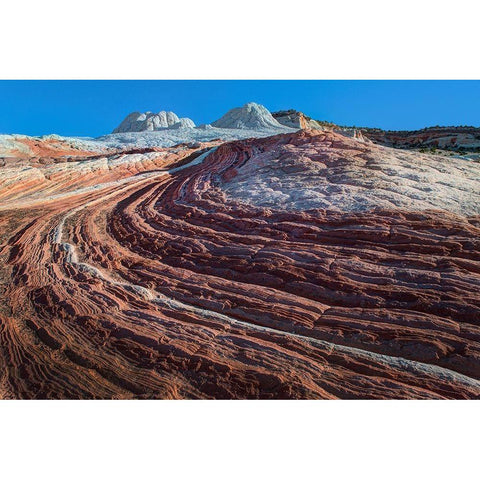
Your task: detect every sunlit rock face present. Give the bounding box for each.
[272,110,326,130]
[1,129,480,399]
[0,134,103,160]
[170,118,196,129]
[112,111,196,133]
[212,102,288,130]
[219,130,480,215]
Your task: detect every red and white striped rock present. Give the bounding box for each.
[0,130,479,399]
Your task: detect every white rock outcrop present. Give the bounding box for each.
[170,118,196,129]
[211,102,285,130]
[113,111,190,133]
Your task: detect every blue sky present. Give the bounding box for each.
[0,80,479,137]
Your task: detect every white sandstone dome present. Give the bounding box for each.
[170,118,196,129]
[113,111,181,133]
[211,102,285,130]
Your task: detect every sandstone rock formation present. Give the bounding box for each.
[109,105,480,152]
[359,126,480,151]
[272,111,480,151]
[272,109,326,130]
[212,102,288,130]
[221,131,480,215]
[0,134,105,162]
[0,129,479,399]
[113,111,195,133]
[170,118,196,129]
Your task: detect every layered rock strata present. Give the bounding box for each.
[0,131,479,399]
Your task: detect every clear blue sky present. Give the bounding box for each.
[0,80,479,137]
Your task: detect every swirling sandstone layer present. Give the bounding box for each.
[0,130,479,399]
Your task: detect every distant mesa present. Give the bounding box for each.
[113,111,195,133]
[211,102,286,130]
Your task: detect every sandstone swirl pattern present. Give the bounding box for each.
[0,130,479,399]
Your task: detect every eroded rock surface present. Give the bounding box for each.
[212,103,287,130]
[273,110,326,130]
[361,126,480,150]
[0,130,479,399]
[113,111,196,133]
[220,130,480,215]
